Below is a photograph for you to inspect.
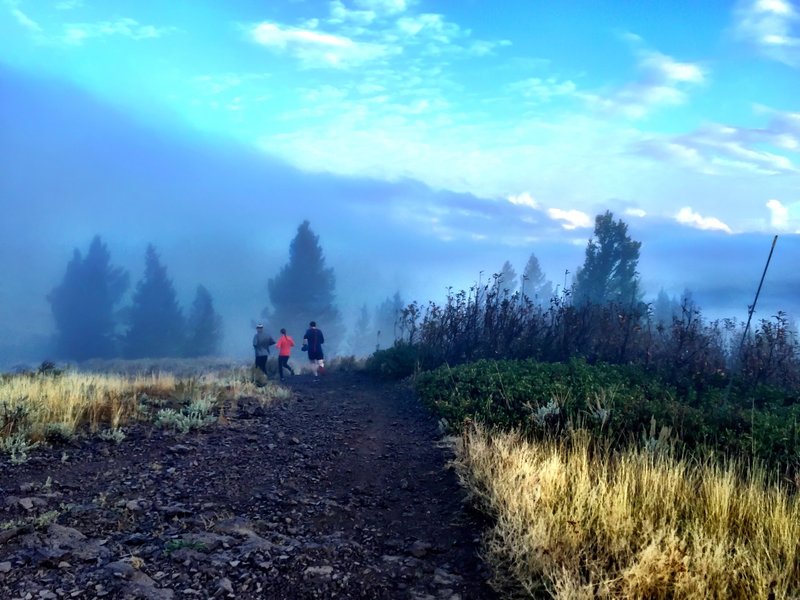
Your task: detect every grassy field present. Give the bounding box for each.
[456,423,800,599]
[0,363,291,463]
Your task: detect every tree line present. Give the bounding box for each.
[47,221,404,362]
[48,237,222,360]
[47,211,713,362]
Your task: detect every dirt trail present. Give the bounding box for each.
[0,371,496,599]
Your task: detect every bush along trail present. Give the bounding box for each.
[0,371,495,600]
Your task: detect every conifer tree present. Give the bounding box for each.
[184,285,223,357]
[653,288,680,326]
[496,260,518,295]
[124,245,184,358]
[374,291,404,350]
[48,236,129,360]
[521,252,553,303]
[348,304,374,357]
[573,211,642,306]
[265,221,343,352]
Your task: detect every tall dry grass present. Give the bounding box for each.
[457,424,800,599]
[0,372,179,439]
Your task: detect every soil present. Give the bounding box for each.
[0,371,497,600]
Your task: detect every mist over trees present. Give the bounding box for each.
[374,292,404,351]
[497,261,518,295]
[348,304,374,357]
[264,220,343,352]
[573,211,642,306]
[46,238,223,361]
[47,236,129,361]
[184,285,223,357]
[124,245,185,359]
[521,252,553,303]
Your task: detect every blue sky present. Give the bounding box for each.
[1,0,799,362]
[3,0,799,232]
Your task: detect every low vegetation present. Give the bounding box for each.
[457,424,800,599]
[0,361,290,463]
[369,266,800,597]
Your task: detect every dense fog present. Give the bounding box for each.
[1,65,798,369]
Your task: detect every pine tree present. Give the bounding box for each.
[375,291,404,350]
[521,252,553,304]
[124,245,185,358]
[265,221,343,353]
[496,260,518,295]
[348,304,374,357]
[573,211,642,306]
[653,288,680,326]
[184,285,223,357]
[48,236,129,360]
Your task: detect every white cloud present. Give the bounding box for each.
[588,48,705,118]
[329,0,376,25]
[548,208,592,230]
[10,8,42,32]
[634,119,798,175]
[508,77,577,102]
[63,18,173,44]
[249,21,392,68]
[354,0,411,16]
[625,208,647,217]
[766,198,790,227]
[734,0,800,67]
[507,192,538,209]
[675,207,733,233]
[396,13,461,43]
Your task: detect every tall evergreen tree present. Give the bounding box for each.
[348,304,374,358]
[375,291,404,350]
[184,285,223,357]
[48,236,129,360]
[653,288,680,326]
[124,245,185,358]
[265,221,343,352]
[496,260,518,295]
[521,252,553,303]
[573,211,642,306]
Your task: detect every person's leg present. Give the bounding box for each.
[256,355,268,375]
[278,356,287,380]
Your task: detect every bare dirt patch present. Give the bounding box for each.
[0,371,495,599]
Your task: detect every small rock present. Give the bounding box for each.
[409,540,433,558]
[18,497,35,510]
[104,560,136,579]
[304,565,333,579]
[216,577,234,595]
[168,444,192,454]
[290,437,301,445]
[0,561,11,573]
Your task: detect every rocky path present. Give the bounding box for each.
[0,372,496,599]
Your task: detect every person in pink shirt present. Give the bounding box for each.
[275,328,296,381]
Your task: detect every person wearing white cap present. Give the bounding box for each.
[252,323,275,376]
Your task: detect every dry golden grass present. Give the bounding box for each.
[0,372,179,440]
[0,365,289,445]
[456,424,800,599]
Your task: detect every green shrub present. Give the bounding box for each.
[415,358,800,470]
[364,342,426,380]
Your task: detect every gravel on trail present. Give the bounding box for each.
[0,371,497,600]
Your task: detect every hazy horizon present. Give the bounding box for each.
[1,0,798,368]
